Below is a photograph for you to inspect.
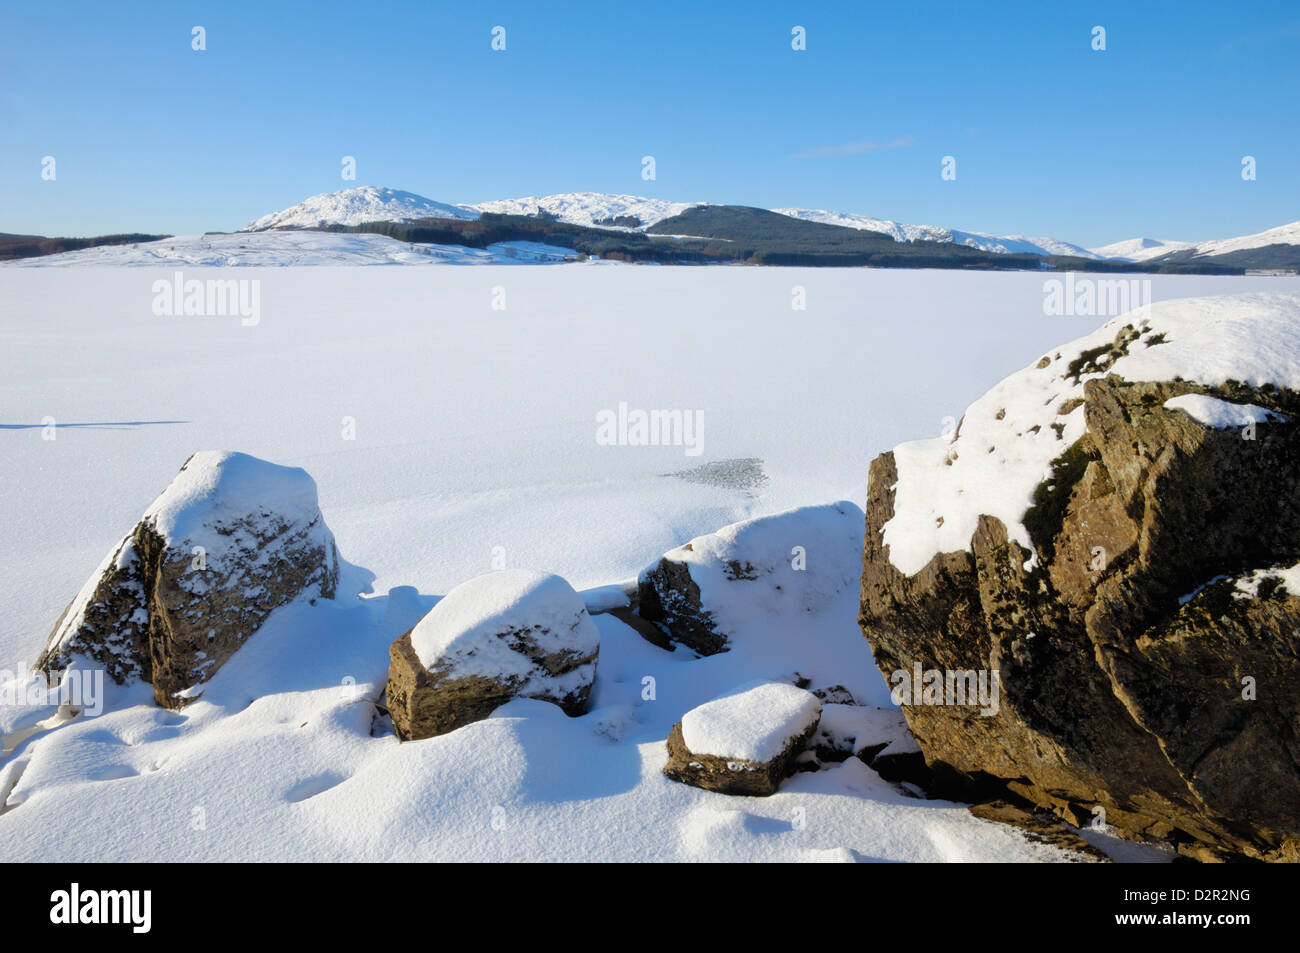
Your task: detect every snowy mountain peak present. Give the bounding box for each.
[470,192,702,229]
[242,186,478,232]
[1087,237,1195,262]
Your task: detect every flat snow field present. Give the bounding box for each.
[1,266,1296,862]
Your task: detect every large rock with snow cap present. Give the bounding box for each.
[859,292,1300,861]
[664,680,822,795]
[37,451,340,709]
[637,501,864,655]
[386,570,599,741]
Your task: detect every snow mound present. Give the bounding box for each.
[242,186,478,231]
[144,451,322,544]
[882,292,1300,576]
[638,501,866,654]
[409,570,599,693]
[1163,393,1289,429]
[470,192,700,229]
[680,679,821,763]
[665,500,863,623]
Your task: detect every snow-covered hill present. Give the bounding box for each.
[1176,220,1300,259]
[775,208,1100,258]
[4,231,579,267]
[470,192,701,229]
[242,186,478,231]
[1090,222,1300,263]
[1088,237,1195,262]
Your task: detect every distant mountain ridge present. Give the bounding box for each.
[773,208,1099,259]
[242,187,1297,270]
[10,187,1292,270]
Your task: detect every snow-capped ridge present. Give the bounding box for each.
[1091,221,1300,262]
[470,192,702,229]
[242,186,478,231]
[774,208,1100,258]
[1088,237,1195,262]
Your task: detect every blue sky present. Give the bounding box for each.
[2,0,1297,245]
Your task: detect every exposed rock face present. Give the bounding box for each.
[387,571,599,741]
[637,502,864,655]
[859,296,1300,861]
[637,557,723,654]
[664,681,821,796]
[968,801,1109,862]
[37,452,340,709]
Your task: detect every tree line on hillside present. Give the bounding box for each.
[0,233,171,261]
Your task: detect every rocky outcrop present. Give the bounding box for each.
[663,681,821,796]
[37,451,340,709]
[859,296,1300,861]
[968,801,1109,862]
[637,502,864,655]
[386,571,599,741]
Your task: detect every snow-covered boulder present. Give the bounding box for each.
[386,571,599,741]
[859,292,1300,861]
[637,502,865,655]
[664,680,821,795]
[807,703,917,765]
[36,452,340,709]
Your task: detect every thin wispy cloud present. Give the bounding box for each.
[793,136,914,159]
